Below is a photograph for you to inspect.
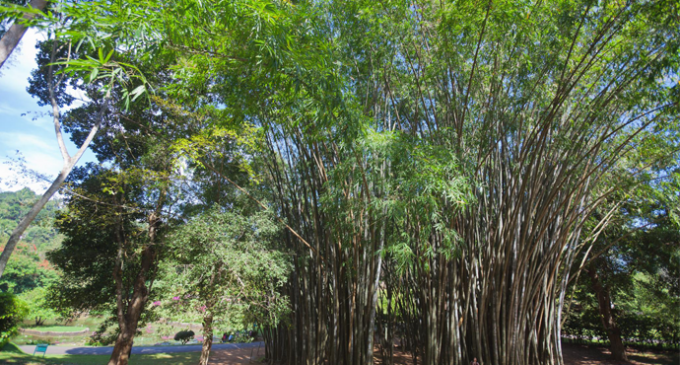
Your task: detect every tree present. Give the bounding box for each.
[31,1,680,365]
[48,162,173,365]
[564,171,680,358]
[0,33,106,279]
[0,292,28,347]
[20,287,59,326]
[248,1,679,364]
[0,0,47,69]
[0,243,56,294]
[168,207,289,365]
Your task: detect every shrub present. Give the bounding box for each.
[0,292,29,348]
[85,331,117,346]
[174,330,195,344]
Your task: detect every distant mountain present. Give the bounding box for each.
[0,188,61,293]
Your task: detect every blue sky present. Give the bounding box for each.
[0,28,96,193]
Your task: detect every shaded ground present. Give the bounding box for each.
[562,344,679,365]
[369,344,678,365]
[0,343,199,365]
[2,342,677,364]
[372,348,415,365]
[16,342,262,356]
[209,345,265,364]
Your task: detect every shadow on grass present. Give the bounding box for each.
[1,344,200,365]
[627,351,680,365]
[2,342,25,354]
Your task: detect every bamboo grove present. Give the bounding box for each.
[246,2,678,365]
[5,0,678,364]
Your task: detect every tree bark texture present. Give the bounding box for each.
[107,243,158,365]
[0,0,48,69]
[107,204,164,365]
[199,311,214,365]
[587,268,628,362]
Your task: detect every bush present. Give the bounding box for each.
[174,330,195,344]
[85,331,118,346]
[0,292,29,348]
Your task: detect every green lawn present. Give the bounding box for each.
[24,326,87,333]
[0,343,199,365]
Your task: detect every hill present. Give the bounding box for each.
[0,188,61,294]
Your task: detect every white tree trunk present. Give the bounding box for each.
[0,120,99,278]
[0,0,48,69]
[0,166,68,276]
[0,36,104,279]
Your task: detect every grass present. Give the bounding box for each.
[627,351,680,365]
[13,334,92,346]
[16,316,209,347]
[24,326,87,333]
[0,343,200,365]
[561,336,679,352]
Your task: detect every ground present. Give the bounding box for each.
[1,342,677,365]
[561,344,678,365]
[0,343,265,365]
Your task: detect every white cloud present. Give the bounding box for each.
[0,163,52,194]
[0,27,97,192]
[0,102,24,116]
[0,131,54,150]
[20,151,63,176]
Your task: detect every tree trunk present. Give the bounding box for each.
[107,243,158,365]
[199,311,214,365]
[107,194,164,365]
[107,323,136,365]
[587,268,628,362]
[0,44,102,278]
[0,166,69,277]
[0,0,47,69]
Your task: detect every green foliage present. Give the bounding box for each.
[564,271,680,348]
[46,160,174,319]
[0,245,57,294]
[173,330,194,344]
[167,206,290,328]
[0,189,61,250]
[85,324,118,347]
[565,174,680,348]
[45,169,130,317]
[26,39,79,108]
[0,0,31,40]
[4,0,677,363]
[0,292,28,348]
[323,129,472,269]
[0,189,60,294]
[634,272,680,346]
[19,287,59,326]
